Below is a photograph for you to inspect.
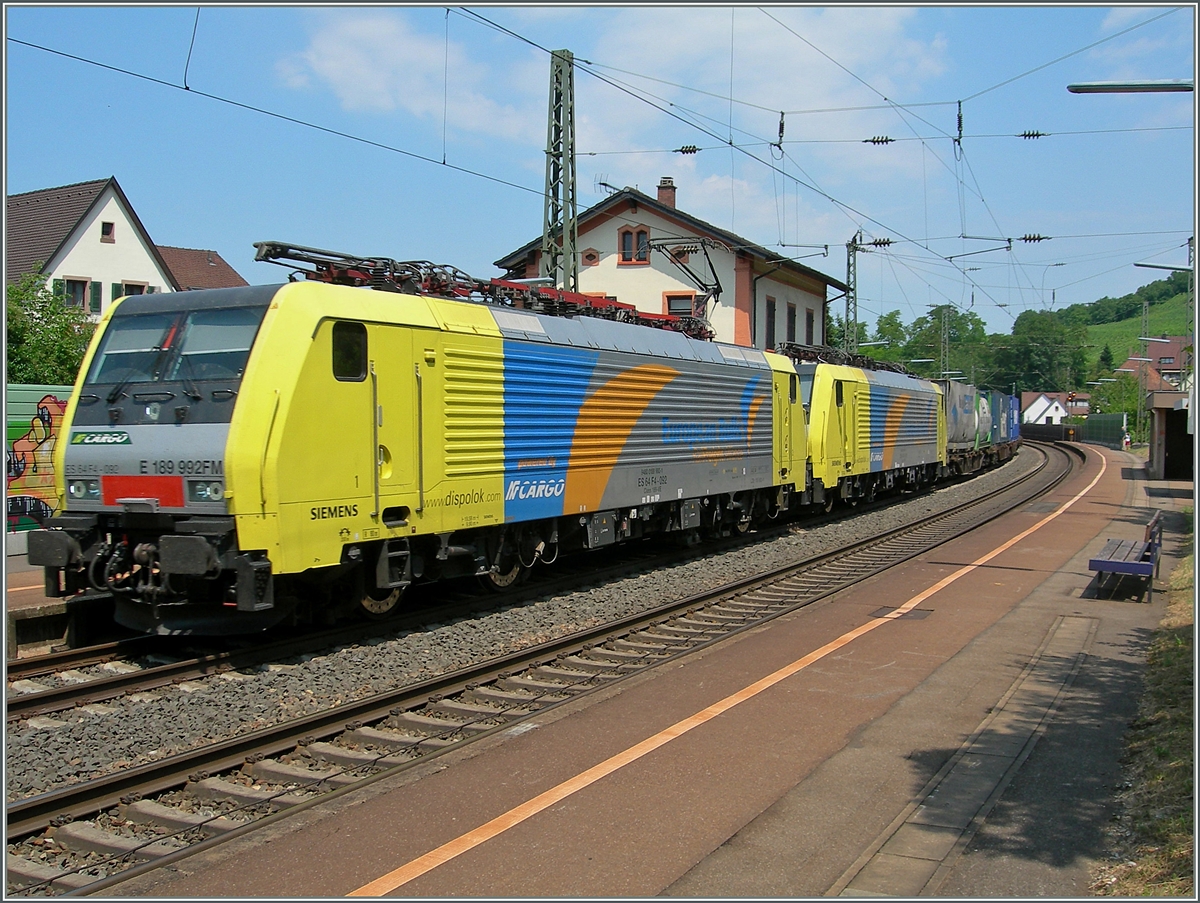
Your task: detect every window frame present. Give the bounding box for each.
[617,226,651,266]
[64,278,89,308]
[100,221,115,243]
[663,291,697,318]
[332,321,368,382]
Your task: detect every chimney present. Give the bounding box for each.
[657,176,677,208]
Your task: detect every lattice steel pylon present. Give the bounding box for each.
[844,230,861,353]
[540,49,578,293]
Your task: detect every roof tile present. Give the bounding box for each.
[6,179,110,282]
[156,246,248,290]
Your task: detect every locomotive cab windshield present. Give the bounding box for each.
[81,295,271,418]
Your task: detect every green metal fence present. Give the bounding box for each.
[1077,413,1128,450]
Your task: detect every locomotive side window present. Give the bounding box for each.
[790,374,798,404]
[835,380,844,407]
[332,321,367,381]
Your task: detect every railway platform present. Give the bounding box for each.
[25,445,1197,897]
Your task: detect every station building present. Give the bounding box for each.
[494,177,846,350]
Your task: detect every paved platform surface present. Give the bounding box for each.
[29,445,1198,897]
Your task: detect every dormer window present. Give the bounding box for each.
[618,226,650,265]
[100,221,115,243]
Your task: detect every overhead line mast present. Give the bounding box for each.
[541,49,579,293]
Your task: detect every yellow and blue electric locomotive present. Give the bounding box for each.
[28,242,1018,636]
[29,246,808,633]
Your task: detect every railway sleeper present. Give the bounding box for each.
[683,609,747,624]
[246,758,361,790]
[674,615,730,629]
[734,589,794,602]
[5,852,97,892]
[645,624,716,640]
[302,740,407,770]
[188,775,309,810]
[428,696,530,722]
[49,820,185,860]
[498,673,575,695]
[120,798,241,836]
[462,685,543,708]
[391,709,495,736]
[558,654,638,674]
[582,645,647,662]
[343,725,453,754]
[345,724,455,752]
[610,637,672,654]
[528,663,609,683]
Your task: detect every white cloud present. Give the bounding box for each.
[277,11,543,142]
[1100,7,1173,32]
[564,7,950,242]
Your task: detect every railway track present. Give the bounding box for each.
[5,443,1076,896]
[4,464,968,719]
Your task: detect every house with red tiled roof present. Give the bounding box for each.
[1115,337,1190,389]
[6,176,245,316]
[156,246,248,291]
[494,176,846,349]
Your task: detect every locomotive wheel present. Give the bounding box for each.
[479,561,526,593]
[822,495,835,514]
[361,586,403,618]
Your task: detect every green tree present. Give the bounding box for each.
[902,304,989,380]
[1097,344,1115,373]
[869,310,908,362]
[6,272,96,385]
[1087,372,1139,420]
[825,314,868,350]
[992,310,1088,393]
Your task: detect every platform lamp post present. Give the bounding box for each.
[1068,79,1193,443]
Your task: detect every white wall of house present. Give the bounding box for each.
[574,206,825,348]
[1022,396,1069,424]
[43,186,173,317]
[752,280,825,349]
[576,206,739,335]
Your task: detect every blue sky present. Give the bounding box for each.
[5,5,1195,334]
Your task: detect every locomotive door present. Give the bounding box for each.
[365,325,417,524]
[775,376,791,474]
[835,379,853,471]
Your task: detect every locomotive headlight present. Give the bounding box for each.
[68,480,100,500]
[187,480,225,502]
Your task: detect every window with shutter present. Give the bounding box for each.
[90,281,102,313]
[112,283,123,302]
[64,279,88,307]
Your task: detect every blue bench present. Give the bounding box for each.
[1088,511,1163,601]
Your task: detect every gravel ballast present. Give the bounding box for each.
[6,451,1041,802]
